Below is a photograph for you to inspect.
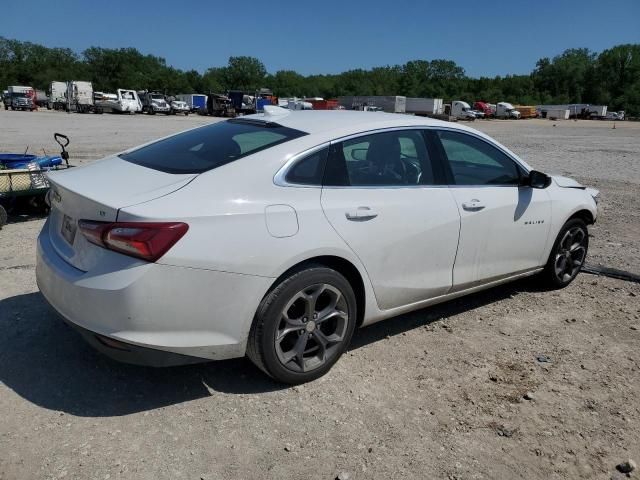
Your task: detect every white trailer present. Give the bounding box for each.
[545,109,570,120]
[338,96,406,113]
[538,104,607,119]
[116,89,142,113]
[405,97,444,115]
[93,90,141,113]
[48,81,67,110]
[587,105,607,118]
[66,81,94,113]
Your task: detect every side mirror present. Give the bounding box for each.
[526,170,551,189]
[350,148,368,161]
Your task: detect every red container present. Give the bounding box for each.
[307,99,339,110]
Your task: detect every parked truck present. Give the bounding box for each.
[338,95,406,113]
[227,91,256,114]
[473,101,495,118]
[405,97,444,116]
[176,93,207,112]
[93,89,141,113]
[138,91,171,114]
[47,81,66,110]
[66,81,94,113]
[448,101,476,120]
[35,90,48,108]
[586,105,608,119]
[8,86,36,111]
[496,102,521,119]
[205,93,235,117]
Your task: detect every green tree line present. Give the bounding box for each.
[1,37,639,115]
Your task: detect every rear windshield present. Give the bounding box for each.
[119,120,307,174]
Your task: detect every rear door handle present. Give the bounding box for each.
[461,199,485,211]
[345,206,378,221]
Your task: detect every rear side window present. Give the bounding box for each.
[120,120,307,174]
[285,148,328,185]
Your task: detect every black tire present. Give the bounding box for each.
[0,205,7,228]
[247,266,357,384]
[540,218,589,289]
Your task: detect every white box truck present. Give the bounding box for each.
[8,86,36,111]
[176,94,207,112]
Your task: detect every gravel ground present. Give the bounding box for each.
[1,110,639,480]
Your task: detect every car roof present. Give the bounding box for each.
[242,109,453,137]
[237,108,533,172]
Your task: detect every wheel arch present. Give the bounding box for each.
[567,208,594,225]
[266,255,367,327]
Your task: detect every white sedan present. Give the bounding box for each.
[36,108,599,383]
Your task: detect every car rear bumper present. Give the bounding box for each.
[36,222,272,364]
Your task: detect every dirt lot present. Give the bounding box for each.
[1,110,639,480]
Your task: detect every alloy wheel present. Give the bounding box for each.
[554,226,587,283]
[274,283,349,373]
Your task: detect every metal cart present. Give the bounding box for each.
[0,133,72,228]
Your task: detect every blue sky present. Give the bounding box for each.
[3,0,639,77]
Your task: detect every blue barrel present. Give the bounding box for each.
[257,98,271,111]
[0,154,62,169]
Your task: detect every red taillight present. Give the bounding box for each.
[78,220,188,262]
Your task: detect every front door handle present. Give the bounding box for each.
[345,206,378,221]
[461,199,485,211]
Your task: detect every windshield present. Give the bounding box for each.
[151,94,164,100]
[13,92,27,98]
[120,120,308,174]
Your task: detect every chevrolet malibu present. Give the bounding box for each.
[37,108,599,384]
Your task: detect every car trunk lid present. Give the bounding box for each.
[46,156,196,271]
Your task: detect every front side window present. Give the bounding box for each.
[436,130,521,185]
[324,130,435,186]
[120,120,307,174]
